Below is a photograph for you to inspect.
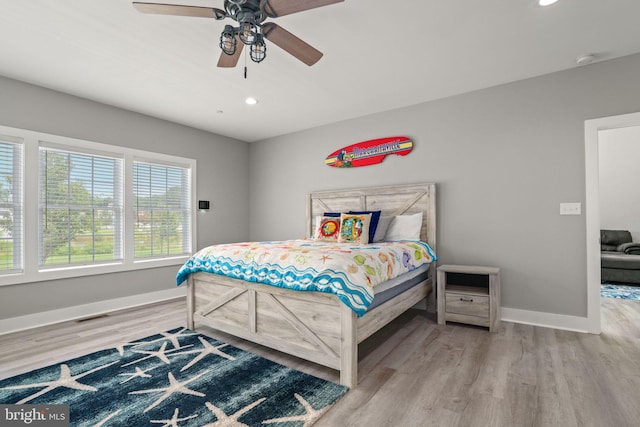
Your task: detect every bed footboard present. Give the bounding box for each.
[187,272,432,388]
[187,272,358,387]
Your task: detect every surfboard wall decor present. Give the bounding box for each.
[325,136,413,168]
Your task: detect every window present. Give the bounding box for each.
[0,124,196,286]
[39,145,123,267]
[0,137,23,273]
[133,161,191,259]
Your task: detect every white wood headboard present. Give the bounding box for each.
[306,182,437,251]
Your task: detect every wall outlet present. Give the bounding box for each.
[560,202,581,215]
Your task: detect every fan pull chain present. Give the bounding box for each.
[244,47,248,79]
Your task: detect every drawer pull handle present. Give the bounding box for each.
[460,297,474,302]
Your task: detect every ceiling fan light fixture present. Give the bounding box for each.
[250,34,267,63]
[219,25,236,55]
[238,18,257,45]
[237,10,258,45]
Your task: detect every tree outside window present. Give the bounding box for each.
[39,149,122,266]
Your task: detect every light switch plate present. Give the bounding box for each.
[560,202,581,215]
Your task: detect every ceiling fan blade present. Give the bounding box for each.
[217,39,244,68]
[133,2,226,19]
[260,0,344,18]
[262,22,323,66]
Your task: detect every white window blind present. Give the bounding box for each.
[39,146,123,267]
[0,138,23,274]
[133,161,191,259]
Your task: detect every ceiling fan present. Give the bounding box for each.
[133,0,344,67]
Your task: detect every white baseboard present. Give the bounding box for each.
[1,290,593,336]
[501,307,590,333]
[0,287,187,335]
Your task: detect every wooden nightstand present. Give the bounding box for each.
[437,264,501,332]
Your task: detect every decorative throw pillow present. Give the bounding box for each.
[314,216,341,241]
[338,213,371,244]
[384,212,423,240]
[349,210,381,243]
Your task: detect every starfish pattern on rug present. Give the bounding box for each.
[115,342,135,356]
[94,410,122,427]
[129,370,209,412]
[202,397,267,427]
[0,361,119,404]
[170,336,236,372]
[118,366,157,384]
[122,342,193,367]
[130,328,198,350]
[0,329,349,426]
[150,408,198,426]
[263,393,332,426]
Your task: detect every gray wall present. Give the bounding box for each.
[599,125,640,242]
[4,52,640,322]
[0,76,250,319]
[249,53,640,318]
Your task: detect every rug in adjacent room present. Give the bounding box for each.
[0,327,348,426]
[601,282,640,301]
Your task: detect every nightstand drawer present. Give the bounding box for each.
[445,292,489,318]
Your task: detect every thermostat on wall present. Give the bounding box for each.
[198,200,210,210]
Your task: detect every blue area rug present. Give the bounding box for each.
[601,282,640,301]
[0,327,348,426]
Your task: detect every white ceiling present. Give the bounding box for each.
[2,0,640,143]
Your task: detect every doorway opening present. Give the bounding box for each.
[585,112,640,333]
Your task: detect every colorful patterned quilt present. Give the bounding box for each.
[176,239,437,316]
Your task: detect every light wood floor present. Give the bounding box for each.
[1,297,639,427]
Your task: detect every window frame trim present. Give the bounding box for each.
[0,125,197,287]
[0,134,24,274]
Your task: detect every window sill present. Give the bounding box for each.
[0,256,190,287]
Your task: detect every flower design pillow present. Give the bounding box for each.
[338,213,371,244]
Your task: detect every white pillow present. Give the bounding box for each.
[384,212,423,240]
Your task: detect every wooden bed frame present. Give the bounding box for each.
[186,182,436,388]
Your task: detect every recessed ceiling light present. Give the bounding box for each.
[538,0,559,6]
[245,97,258,105]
